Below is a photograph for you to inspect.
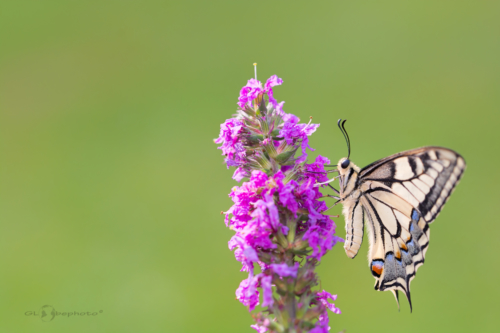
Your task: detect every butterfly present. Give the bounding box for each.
[319,120,466,310]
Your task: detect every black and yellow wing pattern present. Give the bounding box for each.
[340,147,465,310]
[360,147,465,308]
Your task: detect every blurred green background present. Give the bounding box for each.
[1,1,499,332]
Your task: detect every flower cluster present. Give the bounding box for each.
[215,74,343,332]
[215,75,321,182]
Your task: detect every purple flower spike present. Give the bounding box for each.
[216,71,341,332]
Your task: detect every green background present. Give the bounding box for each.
[1,1,499,332]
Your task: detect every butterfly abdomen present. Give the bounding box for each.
[343,197,364,259]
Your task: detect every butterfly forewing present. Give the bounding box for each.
[342,147,465,310]
[359,147,466,224]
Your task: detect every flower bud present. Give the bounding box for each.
[275,150,297,164]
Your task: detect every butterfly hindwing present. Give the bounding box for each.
[360,183,429,310]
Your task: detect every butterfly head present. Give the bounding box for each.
[336,157,360,197]
[339,157,351,169]
[337,156,359,175]
[337,157,353,182]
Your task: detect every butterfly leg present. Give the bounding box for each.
[313,176,339,187]
[306,169,338,174]
[318,194,340,201]
[324,199,341,211]
[327,183,340,195]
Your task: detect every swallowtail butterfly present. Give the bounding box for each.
[321,120,465,310]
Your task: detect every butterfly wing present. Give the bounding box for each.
[358,147,466,309]
[360,146,466,224]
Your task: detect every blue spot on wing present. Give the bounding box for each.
[411,209,419,222]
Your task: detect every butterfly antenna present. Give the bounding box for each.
[337,119,351,159]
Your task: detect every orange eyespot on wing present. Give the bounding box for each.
[371,260,384,277]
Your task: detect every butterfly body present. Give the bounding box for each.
[335,147,466,310]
